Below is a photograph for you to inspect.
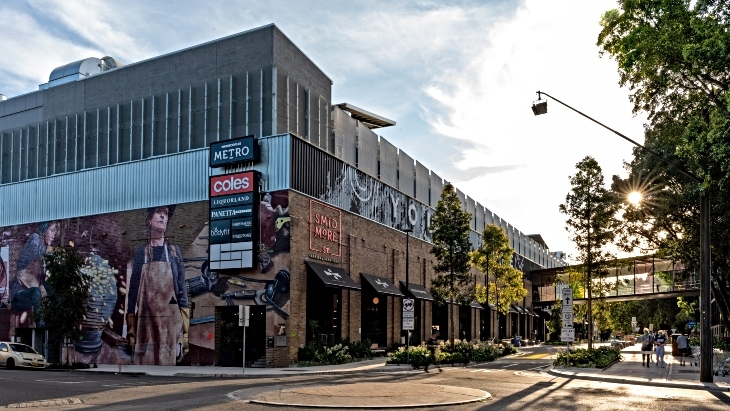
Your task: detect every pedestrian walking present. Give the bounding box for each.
[676,333,689,366]
[654,332,667,368]
[424,332,442,373]
[640,328,654,367]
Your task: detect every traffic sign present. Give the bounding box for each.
[561,304,574,313]
[402,318,415,331]
[562,312,574,327]
[561,327,575,342]
[403,298,414,312]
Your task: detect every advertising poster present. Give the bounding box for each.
[0,191,290,366]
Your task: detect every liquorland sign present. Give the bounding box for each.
[209,135,258,167]
[209,171,259,270]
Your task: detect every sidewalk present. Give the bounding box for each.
[76,358,412,378]
[548,342,730,392]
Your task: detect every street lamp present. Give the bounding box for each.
[532,91,713,382]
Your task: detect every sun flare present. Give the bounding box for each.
[628,191,643,205]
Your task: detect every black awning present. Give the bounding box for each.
[512,304,526,315]
[306,261,361,290]
[470,301,484,310]
[508,305,519,314]
[361,273,404,297]
[525,307,539,317]
[399,281,434,301]
[486,303,497,311]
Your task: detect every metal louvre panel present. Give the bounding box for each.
[414,161,429,204]
[475,203,485,233]
[357,123,378,176]
[332,106,356,165]
[466,197,475,229]
[217,133,290,193]
[455,188,466,211]
[378,137,397,187]
[429,172,442,208]
[0,149,210,227]
[398,149,414,197]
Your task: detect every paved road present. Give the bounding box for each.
[1,346,729,410]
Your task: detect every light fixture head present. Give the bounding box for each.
[532,100,547,116]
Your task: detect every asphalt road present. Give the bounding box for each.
[1,347,728,410]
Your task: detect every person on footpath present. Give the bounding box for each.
[654,332,667,368]
[424,332,442,373]
[640,328,654,367]
[676,332,689,366]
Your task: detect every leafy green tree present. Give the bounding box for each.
[545,301,562,342]
[559,156,618,349]
[599,0,730,332]
[430,182,473,344]
[471,224,527,340]
[36,246,90,364]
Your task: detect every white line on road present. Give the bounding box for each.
[501,363,518,368]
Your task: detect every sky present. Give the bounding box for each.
[0,0,647,262]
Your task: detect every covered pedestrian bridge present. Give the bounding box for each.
[530,256,699,308]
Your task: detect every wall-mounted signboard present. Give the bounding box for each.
[210,135,258,167]
[209,171,259,270]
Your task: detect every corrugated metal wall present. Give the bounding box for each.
[378,137,398,188]
[0,134,291,227]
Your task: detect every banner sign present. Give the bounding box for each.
[209,171,259,269]
[210,135,258,167]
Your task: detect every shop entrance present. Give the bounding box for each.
[216,305,265,367]
[458,306,471,341]
[305,274,342,345]
[361,285,386,347]
[431,302,449,341]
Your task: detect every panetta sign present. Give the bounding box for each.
[210,135,258,167]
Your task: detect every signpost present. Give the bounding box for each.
[560,288,573,367]
[402,298,415,365]
[239,305,250,373]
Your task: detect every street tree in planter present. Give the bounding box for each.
[430,182,473,345]
[559,156,618,350]
[472,224,526,340]
[35,245,91,365]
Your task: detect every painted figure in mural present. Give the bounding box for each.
[259,192,289,249]
[126,206,190,365]
[10,221,60,322]
[0,251,8,308]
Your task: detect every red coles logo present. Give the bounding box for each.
[210,172,254,197]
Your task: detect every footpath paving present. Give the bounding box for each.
[548,342,730,392]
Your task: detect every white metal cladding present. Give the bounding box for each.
[0,149,210,227]
[214,134,290,193]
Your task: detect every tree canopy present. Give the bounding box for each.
[429,182,473,342]
[36,245,90,364]
[560,156,618,349]
[599,0,730,330]
[471,224,526,316]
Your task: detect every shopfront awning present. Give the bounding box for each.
[508,305,519,314]
[470,301,484,310]
[360,273,404,297]
[525,307,539,317]
[399,281,434,301]
[306,261,361,290]
[486,303,497,311]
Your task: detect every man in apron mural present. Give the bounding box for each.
[125,206,190,365]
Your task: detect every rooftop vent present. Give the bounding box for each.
[40,56,123,90]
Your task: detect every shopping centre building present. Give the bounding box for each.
[0,24,563,367]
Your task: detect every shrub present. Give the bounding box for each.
[554,346,622,368]
[341,338,373,359]
[386,343,431,368]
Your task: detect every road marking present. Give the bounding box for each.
[527,364,551,371]
[501,363,518,368]
[35,379,91,384]
[470,369,505,373]
[520,354,550,359]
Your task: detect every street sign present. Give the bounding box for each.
[239,305,250,327]
[631,316,636,323]
[560,327,575,342]
[562,312,574,327]
[561,304,573,313]
[403,318,415,331]
[403,298,415,318]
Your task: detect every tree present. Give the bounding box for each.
[471,224,527,340]
[559,156,618,349]
[430,182,473,344]
[545,301,562,342]
[599,0,730,332]
[36,246,90,364]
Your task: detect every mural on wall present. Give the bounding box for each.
[0,246,8,308]
[0,191,290,366]
[319,164,433,242]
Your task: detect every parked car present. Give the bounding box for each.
[0,342,47,369]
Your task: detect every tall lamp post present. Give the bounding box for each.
[402,226,413,364]
[532,90,713,382]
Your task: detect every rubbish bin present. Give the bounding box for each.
[671,333,680,356]
[513,336,521,347]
